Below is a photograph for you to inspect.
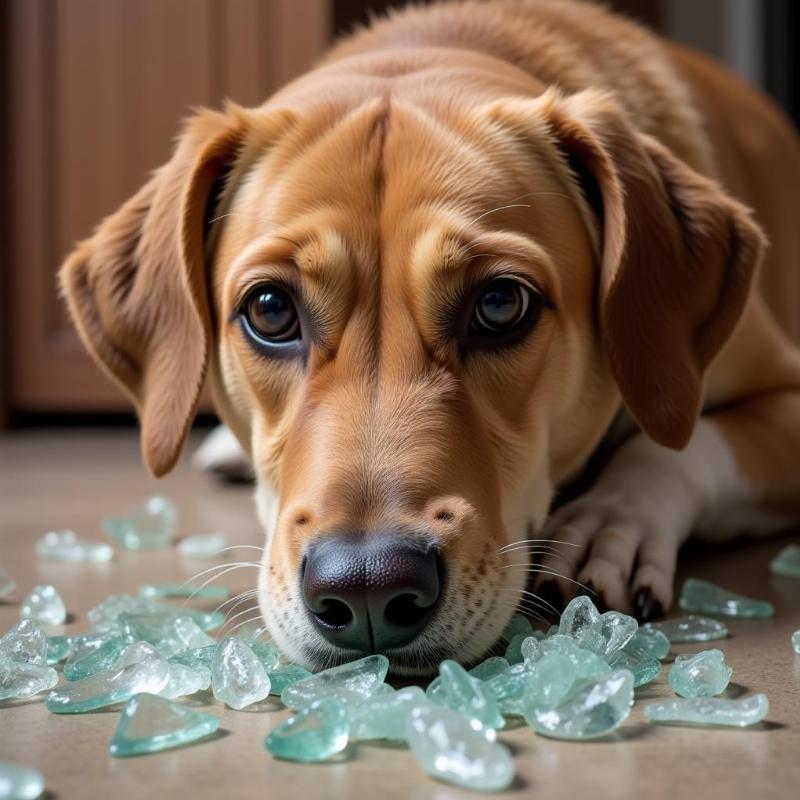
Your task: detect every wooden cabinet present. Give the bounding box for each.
[6,0,329,413]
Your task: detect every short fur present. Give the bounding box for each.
[60,0,800,674]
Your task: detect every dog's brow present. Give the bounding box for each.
[231,229,350,279]
[413,227,554,280]
[294,230,350,278]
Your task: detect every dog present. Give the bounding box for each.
[60,0,800,676]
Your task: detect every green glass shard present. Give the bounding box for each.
[468,657,509,682]
[669,649,732,698]
[168,645,217,672]
[0,657,59,701]
[770,544,800,578]
[578,611,638,658]
[625,628,670,660]
[521,635,541,664]
[115,641,160,667]
[523,653,577,712]
[439,660,505,729]
[119,612,215,657]
[247,640,280,672]
[606,647,662,687]
[349,686,427,741]
[46,636,70,666]
[484,661,536,703]
[679,578,774,618]
[503,633,529,664]
[644,616,728,643]
[268,664,312,696]
[36,529,112,563]
[0,620,48,665]
[524,669,634,739]
[177,532,229,559]
[536,635,611,680]
[425,674,445,704]
[179,609,224,632]
[211,637,270,710]
[20,585,66,626]
[161,663,211,699]
[501,612,533,642]
[63,636,130,681]
[139,583,230,601]
[497,693,526,717]
[265,697,349,762]
[0,761,45,800]
[88,594,222,633]
[87,595,138,630]
[46,653,169,713]
[103,496,178,550]
[0,568,16,599]
[558,596,600,640]
[281,654,389,710]
[63,629,122,663]
[645,693,768,727]
[109,692,219,757]
[406,704,514,792]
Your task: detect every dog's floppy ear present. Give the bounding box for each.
[59,105,249,476]
[486,89,765,449]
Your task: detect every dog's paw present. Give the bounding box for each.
[531,492,680,621]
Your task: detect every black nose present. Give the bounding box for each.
[301,532,443,652]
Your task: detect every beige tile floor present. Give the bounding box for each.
[0,429,799,799]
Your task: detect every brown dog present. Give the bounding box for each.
[60,0,800,675]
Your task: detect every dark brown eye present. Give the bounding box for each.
[471,278,533,334]
[243,285,300,343]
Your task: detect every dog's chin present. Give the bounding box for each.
[272,625,506,679]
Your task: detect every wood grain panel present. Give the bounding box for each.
[8,0,329,413]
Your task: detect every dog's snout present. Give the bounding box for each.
[301,532,442,652]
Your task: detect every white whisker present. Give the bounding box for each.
[181,562,261,604]
[222,603,262,628]
[499,538,582,552]
[496,587,561,618]
[470,203,531,225]
[225,614,264,635]
[500,549,578,572]
[499,564,595,594]
[214,589,259,616]
[214,545,265,554]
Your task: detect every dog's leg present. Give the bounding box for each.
[536,397,800,619]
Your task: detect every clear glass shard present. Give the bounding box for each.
[109,692,219,757]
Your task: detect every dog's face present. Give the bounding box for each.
[209,97,620,672]
[61,86,761,675]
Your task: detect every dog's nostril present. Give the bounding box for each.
[384,593,432,628]
[314,598,353,629]
[302,532,443,652]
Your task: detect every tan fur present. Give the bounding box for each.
[60,0,800,671]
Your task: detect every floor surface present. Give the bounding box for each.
[0,429,798,799]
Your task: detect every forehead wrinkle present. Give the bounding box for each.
[221,226,356,312]
[294,229,351,281]
[409,223,559,300]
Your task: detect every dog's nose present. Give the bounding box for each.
[301,533,442,652]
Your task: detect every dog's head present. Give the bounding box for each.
[60,84,763,675]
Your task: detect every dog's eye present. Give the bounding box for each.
[469,278,540,339]
[242,285,300,343]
